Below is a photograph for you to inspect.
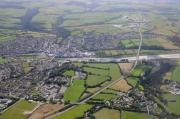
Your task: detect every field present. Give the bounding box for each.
[126,77,139,87]
[29,104,64,119]
[0,57,6,64]
[172,66,180,82]
[131,64,152,77]
[111,79,132,92]
[122,111,158,119]
[64,79,85,102]
[0,100,37,119]
[53,104,92,119]
[163,94,180,115]
[63,70,75,77]
[93,108,121,119]
[92,90,118,101]
[119,63,133,74]
[86,75,108,87]
[84,63,121,87]
[109,64,121,80]
[83,67,109,76]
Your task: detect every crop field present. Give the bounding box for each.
[0,100,37,119]
[163,94,180,115]
[111,79,132,92]
[122,111,158,119]
[93,108,121,119]
[53,104,92,119]
[64,79,85,102]
[29,104,64,119]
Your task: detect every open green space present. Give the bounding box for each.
[0,57,6,64]
[63,70,75,77]
[86,75,108,87]
[109,64,121,80]
[172,66,180,82]
[126,77,138,87]
[83,67,109,76]
[53,104,92,119]
[131,64,152,77]
[92,92,117,101]
[0,100,37,119]
[94,108,121,119]
[64,79,85,103]
[122,111,158,119]
[163,94,180,115]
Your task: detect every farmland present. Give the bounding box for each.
[0,100,37,119]
[0,0,180,119]
[53,104,92,119]
[172,66,180,82]
[163,94,180,115]
[122,111,158,119]
[94,108,121,119]
[64,79,85,103]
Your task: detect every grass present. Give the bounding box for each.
[53,104,92,119]
[163,94,180,115]
[0,99,37,119]
[109,64,121,80]
[0,57,6,64]
[94,108,120,119]
[111,79,132,92]
[122,111,158,119]
[126,77,139,87]
[63,70,75,77]
[64,79,85,103]
[83,67,109,76]
[92,92,117,101]
[86,75,108,87]
[172,66,180,82]
[131,64,152,77]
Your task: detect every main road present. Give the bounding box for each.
[58,54,180,63]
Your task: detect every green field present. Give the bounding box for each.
[131,64,152,77]
[122,111,158,119]
[83,67,109,76]
[109,64,121,80]
[94,108,121,119]
[0,100,37,119]
[64,79,85,103]
[53,104,92,119]
[126,77,138,87]
[163,94,180,115]
[172,66,180,82]
[92,92,117,101]
[63,70,75,77]
[86,75,108,87]
[0,57,6,64]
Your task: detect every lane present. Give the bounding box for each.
[131,20,143,71]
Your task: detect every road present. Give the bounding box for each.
[45,78,122,119]
[131,20,143,70]
[58,54,180,63]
